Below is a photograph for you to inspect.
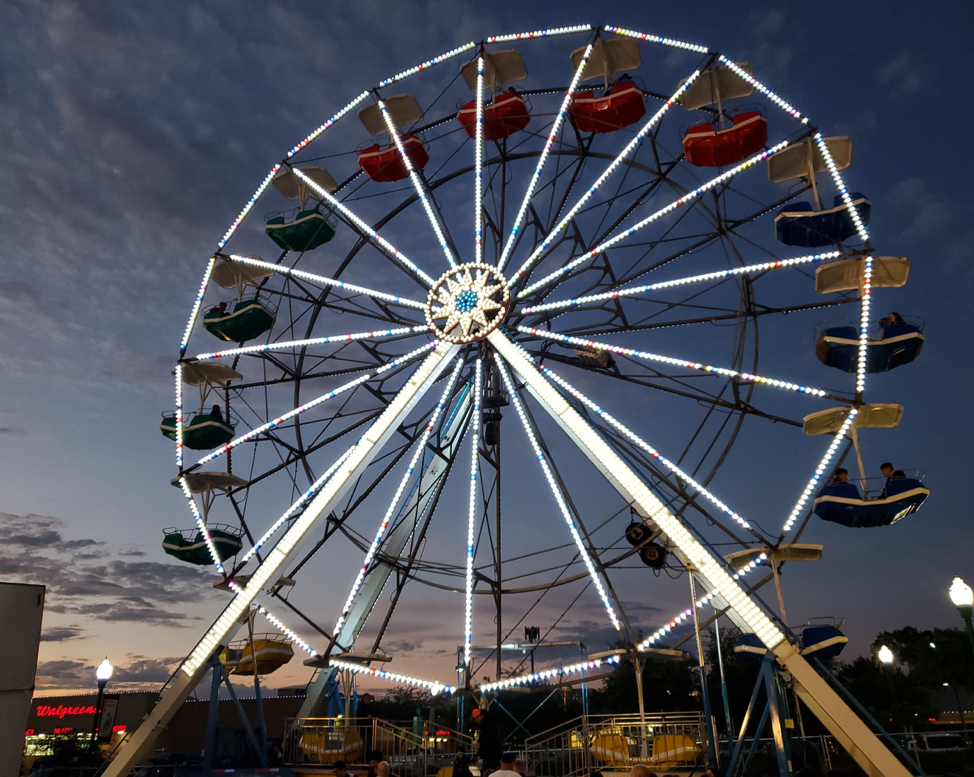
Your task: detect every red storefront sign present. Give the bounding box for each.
[35,704,97,719]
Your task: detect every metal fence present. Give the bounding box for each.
[524,712,706,777]
[283,717,473,774]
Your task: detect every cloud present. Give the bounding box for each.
[887,178,953,237]
[41,626,87,642]
[35,654,183,690]
[879,51,927,94]
[0,426,28,438]
[0,512,216,628]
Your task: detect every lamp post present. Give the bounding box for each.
[949,576,974,660]
[90,658,113,750]
[877,645,898,731]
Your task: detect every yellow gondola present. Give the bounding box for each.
[220,633,294,676]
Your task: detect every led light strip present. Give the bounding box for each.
[718,56,806,124]
[240,447,356,564]
[474,58,485,266]
[496,44,593,273]
[218,167,281,249]
[521,251,842,314]
[541,365,753,532]
[464,358,483,665]
[377,43,476,88]
[480,655,621,693]
[780,409,858,536]
[508,72,702,289]
[196,342,436,466]
[485,25,592,43]
[288,92,371,158]
[180,257,217,352]
[856,257,873,395]
[333,357,465,635]
[182,342,457,675]
[496,360,621,632]
[228,255,426,310]
[292,168,436,287]
[225,578,319,657]
[521,142,789,296]
[380,100,457,268]
[194,325,428,361]
[602,25,709,54]
[175,364,185,469]
[330,658,455,695]
[177,476,226,572]
[517,326,830,398]
[814,134,868,244]
[489,330,785,650]
[636,556,767,650]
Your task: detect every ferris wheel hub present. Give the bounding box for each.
[424,262,511,344]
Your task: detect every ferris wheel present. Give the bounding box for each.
[112,24,927,777]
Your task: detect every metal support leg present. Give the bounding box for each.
[202,658,223,772]
[222,670,268,766]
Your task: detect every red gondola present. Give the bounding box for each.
[357,134,429,183]
[570,84,646,134]
[458,92,530,141]
[682,111,768,168]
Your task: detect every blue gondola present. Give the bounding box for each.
[775,193,871,248]
[734,633,770,664]
[800,625,848,661]
[815,321,925,373]
[814,477,929,528]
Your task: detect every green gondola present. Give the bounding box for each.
[203,299,275,343]
[265,209,335,252]
[162,523,242,565]
[159,412,234,449]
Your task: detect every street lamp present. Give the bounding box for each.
[949,576,974,659]
[89,658,113,750]
[878,645,894,665]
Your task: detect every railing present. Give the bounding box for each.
[525,712,706,777]
[284,716,473,773]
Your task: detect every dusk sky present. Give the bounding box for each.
[3,0,973,703]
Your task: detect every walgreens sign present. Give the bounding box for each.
[35,704,97,719]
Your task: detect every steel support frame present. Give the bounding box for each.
[295,385,474,718]
[103,342,459,777]
[488,329,910,777]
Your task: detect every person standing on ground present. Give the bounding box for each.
[471,707,502,774]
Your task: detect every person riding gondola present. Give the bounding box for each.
[210,404,223,421]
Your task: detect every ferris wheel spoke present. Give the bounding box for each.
[292,168,436,287]
[195,342,437,467]
[507,68,707,290]
[517,325,842,402]
[226,255,427,310]
[519,141,791,298]
[333,356,467,635]
[520,250,845,315]
[193,325,430,362]
[540,364,768,542]
[495,43,594,274]
[377,99,461,269]
[488,326,795,650]
[495,357,622,633]
[463,358,483,666]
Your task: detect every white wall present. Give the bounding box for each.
[0,583,45,777]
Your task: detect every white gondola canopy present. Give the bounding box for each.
[176,362,243,386]
[679,62,754,111]
[570,38,641,81]
[802,404,904,437]
[461,49,528,91]
[815,256,910,295]
[212,257,275,290]
[768,136,852,183]
[272,166,338,207]
[170,472,248,493]
[358,94,424,136]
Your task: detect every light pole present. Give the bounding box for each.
[949,576,974,660]
[878,645,897,731]
[90,658,113,750]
